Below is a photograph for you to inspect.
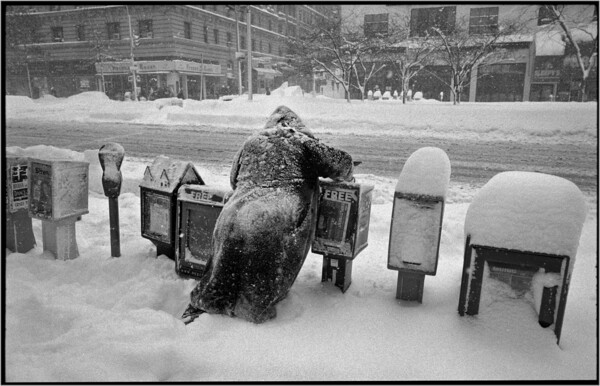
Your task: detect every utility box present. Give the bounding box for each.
[175,184,231,279]
[459,171,587,344]
[6,156,35,253]
[312,180,374,292]
[28,158,89,260]
[388,147,450,303]
[139,156,204,259]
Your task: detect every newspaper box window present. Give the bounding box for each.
[388,147,451,303]
[6,155,36,253]
[312,180,374,293]
[176,184,232,279]
[459,172,587,344]
[139,156,204,259]
[28,158,89,260]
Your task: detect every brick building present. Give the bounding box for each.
[4,4,341,99]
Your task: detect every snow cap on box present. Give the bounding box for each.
[395,147,451,198]
[465,171,587,259]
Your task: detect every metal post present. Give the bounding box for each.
[246,6,253,101]
[126,6,138,101]
[235,6,243,96]
[201,53,206,100]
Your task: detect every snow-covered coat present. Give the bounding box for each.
[190,106,353,323]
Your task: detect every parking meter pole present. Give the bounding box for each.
[98,143,125,258]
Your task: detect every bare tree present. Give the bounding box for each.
[430,13,528,104]
[542,4,598,102]
[4,6,44,97]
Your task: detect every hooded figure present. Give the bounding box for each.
[185,106,354,324]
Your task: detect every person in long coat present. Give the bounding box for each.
[184,106,354,324]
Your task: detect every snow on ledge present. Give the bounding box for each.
[465,171,587,259]
[395,147,451,198]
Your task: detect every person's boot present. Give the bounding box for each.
[181,304,205,325]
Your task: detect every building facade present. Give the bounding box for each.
[342,3,597,102]
[5,4,341,99]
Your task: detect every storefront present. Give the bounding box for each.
[95,59,223,100]
[476,63,527,102]
[530,56,562,101]
[253,67,283,94]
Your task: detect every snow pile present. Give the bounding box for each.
[3,140,597,382]
[465,171,587,258]
[270,82,304,97]
[395,147,451,198]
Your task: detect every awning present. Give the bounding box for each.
[253,67,282,78]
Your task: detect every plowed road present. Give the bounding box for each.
[5,118,597,194]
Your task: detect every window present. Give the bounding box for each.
[278,23,283,34]
[278,46,283,56]
[203,25,208,43]
[268,19,272,31]
[107,22,120,40]
[538,5,557,26]
[227,60,233,71]
[138,19,153,38]
[252,38,256,51]
[364,13,389,37]
[214,28,219,44]
[240,11,245,22]
[240,35,246,49]
[268,42,272,54]
[259,40,263,52]
[227,32,233,46]
[76,25,85,41]
[469,7,499,34]
[410,6,456,37]
[184,22,191,39]
[51,26,64,42]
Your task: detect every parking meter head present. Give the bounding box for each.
[98,143,125,198]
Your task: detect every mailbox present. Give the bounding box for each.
[387,147,451,303]
[28,158,89,260]
[459,171,587,344]
[139,156,204,259]
[6,156,35,253]
[312,180,374,292]
[175,184,231,279]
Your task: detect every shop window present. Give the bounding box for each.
[51,26,64,42]
[184,22,192,39]
[76,25,85,41]
[214,29,219,44]
[364,13,389,37]
[538,5,557,26]
[107,22,120,40]
[203,26,208,43]
[138,20,153,38]
[469,7,498,34]
[410,6,456,37]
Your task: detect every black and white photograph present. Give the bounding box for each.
[3,2,598,382]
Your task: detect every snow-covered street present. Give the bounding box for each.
[4,90,598,382]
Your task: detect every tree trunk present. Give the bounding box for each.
[580,78,587,102]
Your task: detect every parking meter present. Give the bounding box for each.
[6,156,36,253]
[312,179,374,292]
[98,143,125,257]
[175,184,232,279]
[28,158,89,260]
[140,156,204,259]
[388,147,451,302]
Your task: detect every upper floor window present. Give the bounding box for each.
[227,31,233,46]
[184,22,191,39]
[252,38,256,51]
[76,25,85,41]
[364,13,389,37]
[51,26,64,42]
[410,6,456,37]
[278,23,283,34]
[240,35,246,49]
[268,42,272,54]
[538,5,557,25]
[138,19,153,38]
[214,28,219,44]
[203,25,208,43]
[469,7,499,34]
[107,22,120,40]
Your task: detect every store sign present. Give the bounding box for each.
[96,60,222,75]
[533,69,561,82]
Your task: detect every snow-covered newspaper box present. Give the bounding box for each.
[28,158,89,260]
[175,184,232,279]
[459,172,587,344]
[388,147,451,302]
[140,156,204,259]
[312,180,374,292]
[6,155,36,253]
